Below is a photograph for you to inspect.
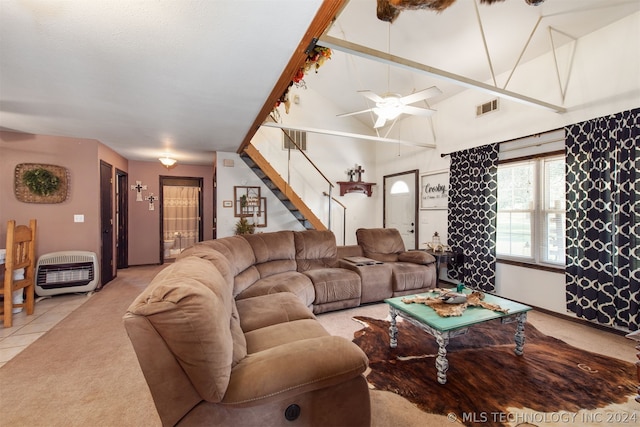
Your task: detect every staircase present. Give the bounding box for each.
[240,144,326,231]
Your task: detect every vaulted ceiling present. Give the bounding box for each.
[1,0,638,164]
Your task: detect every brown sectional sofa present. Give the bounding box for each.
[123,228,436,426]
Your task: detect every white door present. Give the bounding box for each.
[384,171,418,250]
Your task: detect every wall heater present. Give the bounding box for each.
[35,251,100,296]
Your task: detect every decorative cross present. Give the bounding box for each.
[354,164,365,182]
[346,168,357,182]
[131,181,147,202]
[146,193,156,211]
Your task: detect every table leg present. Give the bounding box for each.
[435,332,450,384]
[389,307,398,348]
[514,312,527,355]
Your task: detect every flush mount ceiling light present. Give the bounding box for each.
[159,155,177,168]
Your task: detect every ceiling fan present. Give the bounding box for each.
[337,86,442,129]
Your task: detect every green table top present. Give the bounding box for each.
[385,290,532,332]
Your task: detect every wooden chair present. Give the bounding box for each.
[1,219,37,327]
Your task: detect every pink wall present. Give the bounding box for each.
[127,160,214,266]
[0,132,106,260]
[1,131,215,273]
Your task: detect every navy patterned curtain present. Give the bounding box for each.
[565,108,639,332]
[447,143,499,292]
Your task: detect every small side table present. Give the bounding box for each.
[423,249,464,287]
[625,329,640,403]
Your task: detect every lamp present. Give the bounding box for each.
[159,155,177,168]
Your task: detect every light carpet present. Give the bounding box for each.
[0,265,636,427]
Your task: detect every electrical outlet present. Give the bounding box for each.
[74,214,84,223]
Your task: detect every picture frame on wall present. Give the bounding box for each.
[420,170,449,210]
[256,197,267,227]
[234,186,261,217]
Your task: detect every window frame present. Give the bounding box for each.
[496,150,565,272]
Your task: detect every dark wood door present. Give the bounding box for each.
[116,169,128,269]
[100,160,114,286]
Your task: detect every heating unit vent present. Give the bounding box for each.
[35,251,100,296]
[283,129,307,151]
[476,99,499,116]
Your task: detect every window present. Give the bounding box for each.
[496,154,565,267]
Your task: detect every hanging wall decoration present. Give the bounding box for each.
[146,193,156,211]
[14,163,69,204]
[274,45,332,116]
[420,170,449,210]
[131,181,147,202]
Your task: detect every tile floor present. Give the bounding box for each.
[0,292,92,368]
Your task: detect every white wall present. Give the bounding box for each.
[215,151,305,238]
[252,85,380,245]
[254,13,639,314]
[375,12,640,312]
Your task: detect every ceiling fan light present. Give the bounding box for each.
[373,106,402,121]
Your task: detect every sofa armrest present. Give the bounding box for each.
[222,336,368,405]
[337,245,364,258]
[397,250,436,265]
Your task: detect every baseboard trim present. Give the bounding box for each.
[439,278,629,337]
[529,305,629,337]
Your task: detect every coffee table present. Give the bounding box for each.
[385,290,532,384]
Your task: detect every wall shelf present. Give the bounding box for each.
[337,181,376,197]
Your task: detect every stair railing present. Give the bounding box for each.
[281,130,335,229]
[323,192,346,245]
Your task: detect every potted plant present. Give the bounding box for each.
[234,217,255,235]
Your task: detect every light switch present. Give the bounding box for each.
[74,214,84,223]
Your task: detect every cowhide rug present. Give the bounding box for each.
[353,316,637,427]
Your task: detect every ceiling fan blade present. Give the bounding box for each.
[373,115,387,128]
[399,86,442,105]
[402,105,437,117]
[337,108,375,118]
[358,90,385,103]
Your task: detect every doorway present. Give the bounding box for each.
[115,169,128,269]
[383,170,419,250]
[160,176,203,263]
[99,160,114,286]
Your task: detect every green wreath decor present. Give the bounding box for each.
[22,167,61,196]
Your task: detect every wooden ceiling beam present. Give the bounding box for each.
[319,34,567,113]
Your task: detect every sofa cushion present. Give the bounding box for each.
[180,237,255,276]
[356,228,405,262]
[177,244,234,287]
[243,318,329,354]
[178,237,259,296]
[223,336,369,406]
[236,293,316,333]
[243,231,297,278]
[391,262,435,292]
[294,230,339,271]
[126,257,247,403]
[236,271,315,307]
[303,268,361,305]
